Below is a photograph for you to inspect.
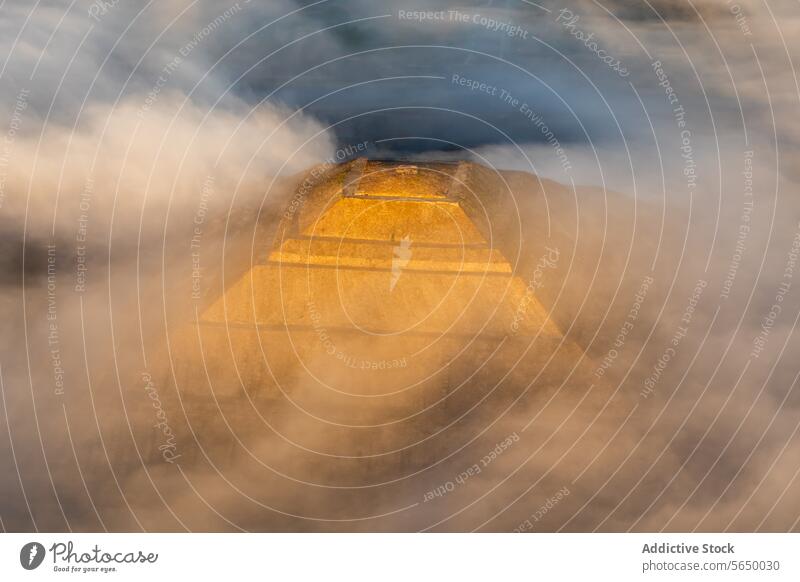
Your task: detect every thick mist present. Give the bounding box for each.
[1,0,799,532]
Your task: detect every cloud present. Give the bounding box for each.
[1,0,799,533]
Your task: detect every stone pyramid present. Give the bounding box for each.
[158,159,587,473]
[199,159,561,344]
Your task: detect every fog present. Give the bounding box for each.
[1,0,799,532]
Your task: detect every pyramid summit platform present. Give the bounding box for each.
[200,158,561,342]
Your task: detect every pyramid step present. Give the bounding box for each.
[303,197,486,244]
[199,264,560,338]
[268,238,512,274]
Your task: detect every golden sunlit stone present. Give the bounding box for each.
[162,159,583,468]
[200,159,560,339]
